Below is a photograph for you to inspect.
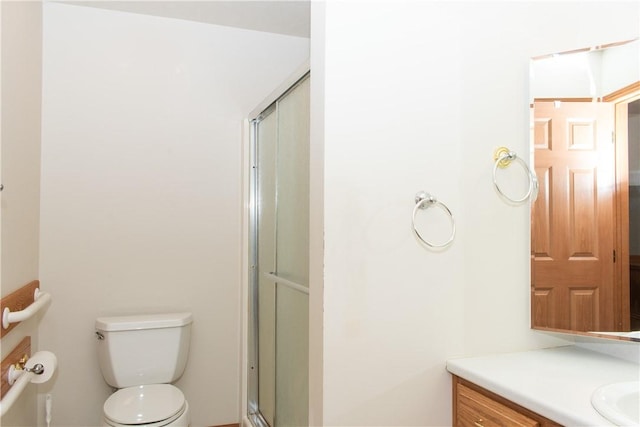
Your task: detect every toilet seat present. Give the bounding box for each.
[103,384,186,427]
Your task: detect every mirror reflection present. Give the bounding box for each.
[530,39,640,341]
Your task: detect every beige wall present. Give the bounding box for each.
[313,2,639,425]
[5,2,638,426]
[0,1,43,425]
[1,2,42,295]
[37,3,308,426]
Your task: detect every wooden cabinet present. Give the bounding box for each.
[453,376,563,427]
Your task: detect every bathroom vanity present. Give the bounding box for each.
[447,345,640,426]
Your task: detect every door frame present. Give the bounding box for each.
[606,82,640,331]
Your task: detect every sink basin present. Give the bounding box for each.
[592,381,640,426]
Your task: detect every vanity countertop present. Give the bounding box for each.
[446,345,639,426]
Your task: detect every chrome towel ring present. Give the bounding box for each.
[492,147,538,204]
[412,191,456,248]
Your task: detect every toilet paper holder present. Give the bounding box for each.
[8,355,45,384]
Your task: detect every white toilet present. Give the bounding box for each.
[95,312,193,427]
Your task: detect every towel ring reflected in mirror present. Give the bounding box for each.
[492,146,539,204]
[412,191,456,248]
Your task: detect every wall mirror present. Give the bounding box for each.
[530,39,640,342]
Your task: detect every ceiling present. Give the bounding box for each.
[61,1,310,37]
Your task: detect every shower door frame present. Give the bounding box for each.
[247,67,310,427]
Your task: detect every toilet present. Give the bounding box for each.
[95,312,193,427]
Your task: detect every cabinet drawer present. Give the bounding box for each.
[457,383,538,427]
[452,376,563,427]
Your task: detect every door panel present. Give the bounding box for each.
[275,285,309,427]
[533,101,616,331]
[251,74,310,427]
[275,78,310,287]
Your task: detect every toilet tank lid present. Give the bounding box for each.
[95,312,193,332]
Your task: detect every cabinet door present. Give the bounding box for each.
[453,376,563,427]
[456,383,539,427]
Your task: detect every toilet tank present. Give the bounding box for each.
[95,312,192,388]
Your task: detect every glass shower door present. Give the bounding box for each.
[249,74,309,427]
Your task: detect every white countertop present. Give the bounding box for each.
[446,345,640,426]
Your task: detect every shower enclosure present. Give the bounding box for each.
[248,73,310,427]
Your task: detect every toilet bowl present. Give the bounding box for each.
[95,313,193,427]
[102,384,190,427]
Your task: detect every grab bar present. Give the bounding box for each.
[0,350,57,417]
[264,272,309,295]
[2,288,51,330]
[0,367,33,417]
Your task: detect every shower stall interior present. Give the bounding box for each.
[248,73,310,427]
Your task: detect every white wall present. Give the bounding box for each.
[531,40,639,99]
[308,4,326,425]
[602,40,640,95]
[314,2,639,425]
[0,1,42,425]
[38,3,308,426]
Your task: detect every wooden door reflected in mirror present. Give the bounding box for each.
[530,39,640,340]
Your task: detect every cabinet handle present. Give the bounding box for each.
[474,419,484,427]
